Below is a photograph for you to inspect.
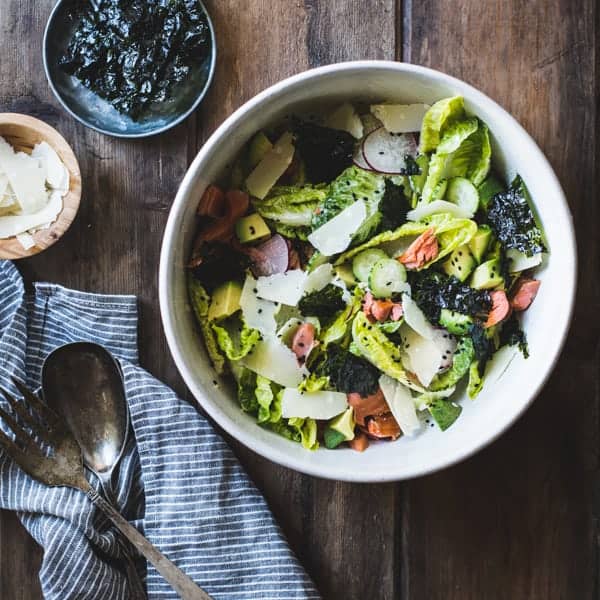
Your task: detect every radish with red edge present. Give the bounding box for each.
[250,234,289,277]
[362,128,418,174]
[353,144,375,171]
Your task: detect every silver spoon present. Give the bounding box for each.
[41,342,212,600]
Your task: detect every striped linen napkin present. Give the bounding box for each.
[0,260,320,600]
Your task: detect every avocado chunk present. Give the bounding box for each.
[439,308,473,335]
[334,264,357,288]
[248,132,273,169]
[208,281,243,322]
[484,239,502,261]
[235,214,271,244]
[324,407,356,449]
[470,258,504,290]
[428,398,462,431]
[442,245,476,282]
[468,225,494,263]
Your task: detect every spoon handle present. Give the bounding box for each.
[87,488,214,600]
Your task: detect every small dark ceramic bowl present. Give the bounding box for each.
[43,0,216,139]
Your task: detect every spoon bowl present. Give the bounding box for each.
[42,342,128,491]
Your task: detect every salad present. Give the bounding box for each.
[187,96,545,452]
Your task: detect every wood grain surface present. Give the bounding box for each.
[0,1,597,599]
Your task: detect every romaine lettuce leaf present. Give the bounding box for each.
[312,166,385,231]
[429,337,474,391]
[253,184,327,227]
[428,398,462,431]
[467,361,484,398]
[188,277,226,374]
[256,375,282,424]
[288,416,319,450]
[320,287,362,346]
[420,96,466,153]
[211,312,261,361]
[422,119,491,203]
[335,212,477,268]
[351,311,423,391]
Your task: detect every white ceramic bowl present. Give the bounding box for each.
[159,61,576,482]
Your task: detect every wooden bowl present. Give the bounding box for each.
[0,113,81,259]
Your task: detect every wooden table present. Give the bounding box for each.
[0,1,596,598]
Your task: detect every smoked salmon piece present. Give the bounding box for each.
[366,413,402,440]
[398,228,439,270]
[511,278,541,312]
[291,323,316,364]
[362,292,403,323]
[348,431,369,452]
[347,388,389,426]
[484,290,511,328]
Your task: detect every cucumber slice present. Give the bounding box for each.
[352,248,388,282]
[368,258,407,298]
[446,177,479,216]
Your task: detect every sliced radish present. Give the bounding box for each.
[250,234,289,277]
[362,128,418,174]
[431,329,458,370]
[353,144,375,171]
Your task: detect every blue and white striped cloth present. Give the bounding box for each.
[0,260,320,600]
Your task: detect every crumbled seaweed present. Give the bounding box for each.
[378,179,409,232]
[400,155,421,176]
[319,344,380,397]
[293,121,355,183]
[487,175,545,257]
[60,0,212,120]
[499,313,529,358]
[298,284,346,321]
[469,323,495,375]
[191,242,249,293]
[410,271,492,323]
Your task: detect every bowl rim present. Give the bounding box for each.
[42,0,217,139]
[159,60,577,482]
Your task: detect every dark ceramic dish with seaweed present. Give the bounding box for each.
[43,0,216,138]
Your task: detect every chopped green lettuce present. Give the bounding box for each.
[298,373,329,393]
[467,361,484,398]
[288,416,319,450]
[312,166,385,234]
[435,117,479,155]
[335,212,477,267]
[351,311,422,391]
[429,337,474,391]
[320,288,362,346]
[419,96,466,153]
[211,312,261,361]
[253,184,327,228]
[256,375,282,424]
[188,277,226,374]
[422,119,491,203]
[238,368,259,413]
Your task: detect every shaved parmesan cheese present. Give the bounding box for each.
[402,293,437,340]
[0,145,47,214]
[370,103,430,133]
[303,263,334,294]
[281,388,348,419]
[407,200,473,221]
[241,338,307,387]
[325,103,364,139]
[0,189,62,239]
[308,200,367,255]
[0,173,9,200]
[400,324,444,387]
[245,132,295,200]
[379,374,421,436]
[32,141,69,191]
[256,269,307,306]
[240,273,278,335]
[16,232,35,250]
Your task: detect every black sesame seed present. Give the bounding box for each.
[249,226,256,235]
[378,151,385,155]
[257,308,263,314]
[212,380,218,386]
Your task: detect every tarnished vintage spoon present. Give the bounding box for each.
[41,342,212,600]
